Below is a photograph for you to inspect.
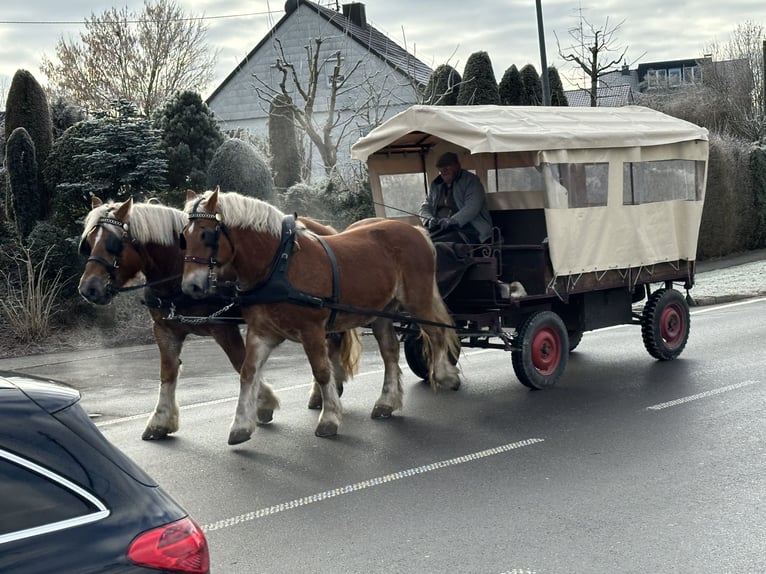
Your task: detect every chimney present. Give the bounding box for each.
[621,63,630,76]
[342,3,367,28]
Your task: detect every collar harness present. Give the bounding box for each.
[184,205,341,331]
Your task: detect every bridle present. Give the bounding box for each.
[80,215,136,278]
[181,200,234,290]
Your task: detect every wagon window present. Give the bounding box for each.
[487,167,544,193]
[549,163,608,208]
[623,160,704,205]
[378,173,426,218]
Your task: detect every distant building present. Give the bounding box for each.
[206,1,431,178]
[563,56,744,107]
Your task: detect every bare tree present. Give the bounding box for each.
[40,0,217,116]
[556,11,631,107]
[254,35,412,178]
[704,21,764,141]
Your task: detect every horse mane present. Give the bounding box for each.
[187,190,284,237]
[82,200,188,246]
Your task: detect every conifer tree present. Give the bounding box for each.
[153,90,224,191]
[548,67,568,106]
[457,52,500,105]
[498,65,524,105]
[422,64,463,105]
[268,94,302,191]
[5,127,38,238]
[520,64,543,105]
[4,70,53,218]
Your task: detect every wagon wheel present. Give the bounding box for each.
[568,330,584,352]
[641,288,690,360]
[512,311,569,389]
[403,334,459,381]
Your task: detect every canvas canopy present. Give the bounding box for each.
[351,105,709,279]
[350,105,709,160]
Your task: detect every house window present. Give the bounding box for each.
[683,66,701,84]
[326,73,345,88]
[668,68,682,87]
[623,160,704,205]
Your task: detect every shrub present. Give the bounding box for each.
[5,127,38,239]
[457,52,500,105]
[498,65,524,105]
[422,64,463,105]
[206,138,275,200]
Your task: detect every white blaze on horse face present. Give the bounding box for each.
[181,220,213,297]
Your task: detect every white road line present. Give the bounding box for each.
[201,438,545,533]
[691,296,766,315]
[646,380,759,411]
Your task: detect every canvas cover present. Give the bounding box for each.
[351,105,709,278]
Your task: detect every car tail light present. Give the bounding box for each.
[128,516,210,573]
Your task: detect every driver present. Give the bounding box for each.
[419,152,492,244]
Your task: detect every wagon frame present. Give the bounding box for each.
[350,105,709,388]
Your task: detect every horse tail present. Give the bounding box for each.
[338,327,362,378]
[419,279,460,387]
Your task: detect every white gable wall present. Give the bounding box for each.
[207,4,422,180]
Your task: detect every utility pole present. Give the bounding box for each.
[536,0,551,105]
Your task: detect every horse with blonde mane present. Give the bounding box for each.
[181,189,460,444]
[78,196,360,443]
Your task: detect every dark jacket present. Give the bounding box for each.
[419,169,492,242]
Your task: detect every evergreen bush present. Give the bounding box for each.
[498,65,524,105]
[423,64,463,105]
[520,64,542,106]
[268,94,302,192]
[457,52,500,105]
[206,138,275,200]
[5,127,39,239]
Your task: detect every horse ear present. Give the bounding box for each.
[91,196,103,208]
[185,189,197,202]
[208,188,219,211]
[114,196,133,222]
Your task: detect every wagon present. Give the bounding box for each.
[350,105,709,389]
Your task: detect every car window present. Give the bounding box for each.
[0,451,109,544]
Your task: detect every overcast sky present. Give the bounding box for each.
[0,0,762,108]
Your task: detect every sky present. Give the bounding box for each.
[0,0,762,108]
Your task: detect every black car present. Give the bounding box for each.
[0,371,210,573]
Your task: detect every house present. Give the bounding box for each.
[564,57,724,107]
[206,1,432,179]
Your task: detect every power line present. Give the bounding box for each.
[0,10,274,26]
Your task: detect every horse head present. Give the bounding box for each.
[78,196,143,305]
[181,189,235,299]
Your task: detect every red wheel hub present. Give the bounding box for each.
[531,327,562,375]
[660,303,685,348]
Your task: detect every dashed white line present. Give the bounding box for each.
[646,380,759,411]
[201,438,545,533]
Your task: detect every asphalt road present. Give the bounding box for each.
[3,297,765,573]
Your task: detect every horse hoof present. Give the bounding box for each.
[371,404,394,419]
[228,429,253,445]
[256,408,274,424]
[307,397,322,410]
[142,427,170,440]
[436,377,461,391]
[315,421,338,437]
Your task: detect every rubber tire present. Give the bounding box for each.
[641,288,690,360]
[403,334,429,380]
[403,334,459,381]
[512,311,569,389]
[568,330,584,352]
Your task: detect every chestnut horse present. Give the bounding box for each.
[181,189,460,444]
[78,196,360,443]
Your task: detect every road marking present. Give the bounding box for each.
[646,380,759,411]
[690,296,766,314]
[200,438,545,533]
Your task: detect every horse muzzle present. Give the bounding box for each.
[181,268,216,299]
[78,275,115,305]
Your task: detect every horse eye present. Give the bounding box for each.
[179,234,186,250]
[79,239,91,256]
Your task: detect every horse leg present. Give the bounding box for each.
[420,323,461,391]
[369,318,404,419]
[302,329,342,437]
[308,332,355,409]
[142,325,184,440]
[228,331,282,446]
[211,324,246,373]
